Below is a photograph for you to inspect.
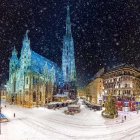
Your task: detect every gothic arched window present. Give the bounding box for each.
[66,66,68,75]
[13,79,16,92]
[40,92,42,101]
[26,77,28,84]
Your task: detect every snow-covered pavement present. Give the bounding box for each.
[1,100,140,140]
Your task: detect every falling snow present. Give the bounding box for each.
[0,0,140,87]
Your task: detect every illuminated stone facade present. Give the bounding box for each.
[6,6,77,107]
[82,66,140,106]
[84,78,104,105]
[6,32,62,107]
[62,6,77,99]
[102,66,140,102]
[77,88,86,98]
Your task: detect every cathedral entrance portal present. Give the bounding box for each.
[11,94,17,104]
[33,91,36,102]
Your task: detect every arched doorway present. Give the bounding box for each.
[33,91,36,102]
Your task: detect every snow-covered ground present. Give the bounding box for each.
[1,99,140,140]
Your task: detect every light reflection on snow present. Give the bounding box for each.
[0,100,140,140]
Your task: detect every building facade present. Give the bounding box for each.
[84,78,104,105]
[102,65,140,110]
[102,66,140,99]
[82,66,140,109]
[6,6,77,107]
[77,88,86,98]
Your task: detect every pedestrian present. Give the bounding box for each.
[14,113,15,118]
[5,105,6,108]
[124,115,126,120]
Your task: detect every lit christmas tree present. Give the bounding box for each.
[102,93,118,119]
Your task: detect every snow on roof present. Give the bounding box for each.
[48,102,62,105]
[68,104,80,108]
[30,51,63,84]
[54,94,68,98]
[31,51,57,72]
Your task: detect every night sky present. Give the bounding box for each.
[0,0,140,87]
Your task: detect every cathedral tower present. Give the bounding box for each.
[9,46,19,94]
[20,30,31,70]
[62,5,77,98]
[9,46,19,75]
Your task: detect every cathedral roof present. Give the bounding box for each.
[30,51,63,84]
[30,50,59,74]
[30,50,63,85]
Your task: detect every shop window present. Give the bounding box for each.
[124,102,129,107]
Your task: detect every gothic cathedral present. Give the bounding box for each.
[6,5,77,107]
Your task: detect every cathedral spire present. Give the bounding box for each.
[62,3,76,85]
[66,5,72,36]
[24,30,29,41]
[12,46,17,56]
[10,46,19,74]
[22,30,30,51]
